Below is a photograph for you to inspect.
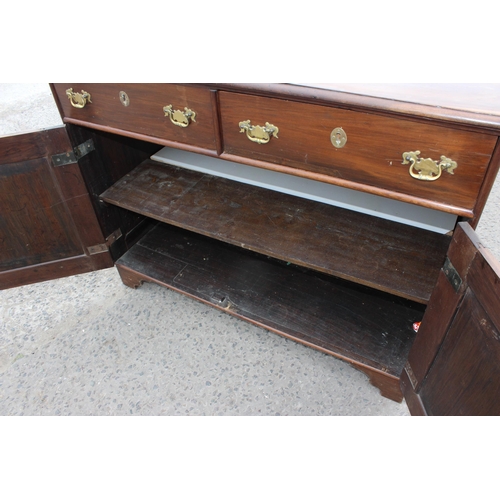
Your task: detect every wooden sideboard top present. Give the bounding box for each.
[214,83,500,132]
[296,83,500,116]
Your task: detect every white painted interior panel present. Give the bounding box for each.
[151,147,457,234]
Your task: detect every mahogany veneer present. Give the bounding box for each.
[219,91,497,217]
[51,83,220,154]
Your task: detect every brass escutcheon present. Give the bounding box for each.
[66,88,92,108]
[163,105,196,127]
[330,127,347,148]
[119,91,130,107]
[239,120,279,144]
[402,151,457,181]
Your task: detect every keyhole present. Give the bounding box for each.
[119,91,130,107]
[330,127,347,148]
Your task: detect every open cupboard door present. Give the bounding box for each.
[0,124,162,290]
[0,126,114,289]
[402,222,500,416]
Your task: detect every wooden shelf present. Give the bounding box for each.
[101,160,451,303]
[116,223,425,382]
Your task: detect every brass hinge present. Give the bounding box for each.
[443,257,462,293]
[52,139,95,166]
[87,228,122,255]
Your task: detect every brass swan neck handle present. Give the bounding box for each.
[402,151,457,181]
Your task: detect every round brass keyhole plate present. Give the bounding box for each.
[119,91,130,107]
[330,127,347,148]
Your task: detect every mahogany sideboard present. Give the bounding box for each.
[1,83,500,415]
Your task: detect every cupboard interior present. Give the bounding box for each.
[71,124,455,400]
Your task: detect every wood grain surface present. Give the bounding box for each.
[116,223,425,399]
[101,160,451,303]
[219,91,497,216]
[0,127,113,289]
[51,84,218,152]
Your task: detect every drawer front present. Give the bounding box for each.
[219,91,497,215]
[52,84,218,151]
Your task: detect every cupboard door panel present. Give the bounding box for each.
[403,222,500,415]
[0,127,113,289]
[420,289,500,415]
[0,157,82,270]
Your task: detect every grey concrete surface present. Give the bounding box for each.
[1,83,499,416]
[0,268,410,415]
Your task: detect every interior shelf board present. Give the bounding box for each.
[116,223,425,378]
[101,160,451,303]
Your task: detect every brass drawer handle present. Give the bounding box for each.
[163,105,196,127]
[66,88,92,108]
[239,120,279,144]
[402,151,457,181]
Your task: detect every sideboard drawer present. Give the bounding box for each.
[219,91,497,215]
[52,84,218,152]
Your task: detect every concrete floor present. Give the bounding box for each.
[0,267,411,415]
[1,83,499,416]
